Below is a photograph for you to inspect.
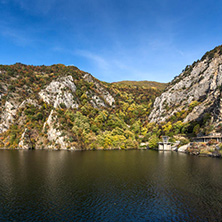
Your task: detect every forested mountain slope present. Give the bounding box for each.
[112,80,166,91]
[0,63,164,150]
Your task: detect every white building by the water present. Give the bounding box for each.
[158,136,172,151]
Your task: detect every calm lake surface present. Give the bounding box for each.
[0,150,222,221]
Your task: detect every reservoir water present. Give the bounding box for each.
[0,150,222,221]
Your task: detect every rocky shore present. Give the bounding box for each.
[183,141,222,158]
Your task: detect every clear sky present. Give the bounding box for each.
[0,0,222,83]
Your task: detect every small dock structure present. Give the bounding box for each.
[193,133,222,143]
[158,136,172,151]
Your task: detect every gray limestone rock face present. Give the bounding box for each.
[42,110,75,150]
[0,100,19,133]
[83,73,115,107]
[39,75,79,109]
[18,128,33,149]
[178,143,190,153]
[149,53,222,126]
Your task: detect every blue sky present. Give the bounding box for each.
[0,0,222,82]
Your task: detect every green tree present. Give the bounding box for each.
[148,135,159,149]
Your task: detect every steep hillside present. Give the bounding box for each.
[0,63,163,150]
[112,80,167,91]
[149,45,222,136]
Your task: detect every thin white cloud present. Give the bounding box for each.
[52,46,159,81]
[177,49,184,56]
[0,25,34,46]
[75,50,109,70]
[0,18,53,47]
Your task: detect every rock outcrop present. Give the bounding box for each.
[83,73,115,107]
[42,110,74,150]
[0,101,18,133]
[149,45,222,128]
[39,75,79,109]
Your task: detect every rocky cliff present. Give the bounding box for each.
[149,45,222,133]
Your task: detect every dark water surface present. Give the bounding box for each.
[0,150,222,221]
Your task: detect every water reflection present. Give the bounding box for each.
[0,150,222,221]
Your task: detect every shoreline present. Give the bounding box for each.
[0,147,143,151]
[0,146,221,159]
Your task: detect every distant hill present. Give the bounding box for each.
[112,80,167,91]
